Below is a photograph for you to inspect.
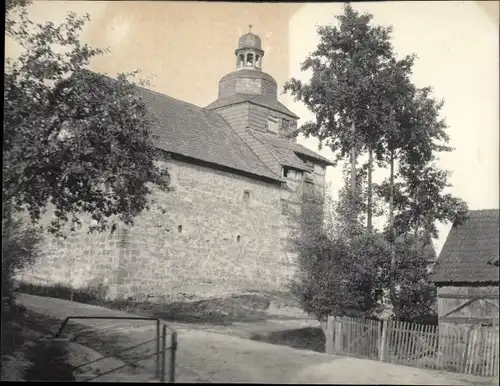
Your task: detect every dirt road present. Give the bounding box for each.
[17,294,496,384]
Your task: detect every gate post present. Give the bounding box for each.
[160,325,167,383]
[379,320,387,362]
[156,319,161,378]
[334,318,342,354]
[326,316,334,355]
[170,331,177,383]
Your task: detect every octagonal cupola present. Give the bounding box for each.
[235,25,264,70]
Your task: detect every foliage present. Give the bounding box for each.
[2,216,43,305]
[17,281,109,303]
[284,3,466,320]
[283,3,406,165]
[4,0,171,236]
[289,175,390,323]
[392,233,438,320]
[376,162,469,239]
[288,163,439,324]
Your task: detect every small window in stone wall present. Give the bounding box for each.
[178,225,182,233]
[243,190,251,205]
[283,167,289,178]
[236,235,241,243]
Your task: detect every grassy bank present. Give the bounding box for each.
[17,282,307,325]
[1,303,75,381]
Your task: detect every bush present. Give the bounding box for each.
[23,340,75,381]
[2,217,43,306]
[17,282,108,304]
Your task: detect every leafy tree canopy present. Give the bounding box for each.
[4,0,171,235]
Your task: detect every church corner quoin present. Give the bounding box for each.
[19,29,333,300]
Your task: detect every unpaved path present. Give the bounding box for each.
[17,294,496,384]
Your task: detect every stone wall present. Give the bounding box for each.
[20,159,297,299]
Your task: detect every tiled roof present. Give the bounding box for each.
[270,145,311,172]
[253,132,334,166]
[136,87,281,182]
[431,209,500,284]
[206,94,299,119]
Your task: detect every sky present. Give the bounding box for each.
[6,1,499,255]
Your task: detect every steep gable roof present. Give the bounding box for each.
[431,209,500,285]
[90,71,281,182]
[253,131,334,167]
[138,87,281,182]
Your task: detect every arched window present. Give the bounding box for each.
[238,54,245,67]
[255,54,261,67]
[246,53,254,66]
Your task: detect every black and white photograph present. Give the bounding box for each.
[2,0,499,383]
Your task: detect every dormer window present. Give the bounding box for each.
[267,116,280,134]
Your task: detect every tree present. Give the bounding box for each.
[283,3,402,227]
[392,233,438,321]
[4,0,171,237]
[289,173,390,332]
[284,3,467,319]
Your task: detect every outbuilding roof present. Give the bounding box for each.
[431,209,500,285]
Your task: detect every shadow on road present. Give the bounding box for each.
[250,327,325,353]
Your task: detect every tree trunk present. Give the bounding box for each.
[350,121,356,198]
[367,147,373,232]
[388,150,398,317]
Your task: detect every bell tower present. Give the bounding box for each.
[235,25,265,71]
[206,26,299,140]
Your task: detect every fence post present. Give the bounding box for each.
[326,316,334,355]
[156,319,161,379]
[379,320,387,362]
[334,318,342,354]
[461,326,472,373]
[160,325,167,383]
[170,331,177,383]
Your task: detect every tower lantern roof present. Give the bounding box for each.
[237,25,262,51]
[235,25,264,70]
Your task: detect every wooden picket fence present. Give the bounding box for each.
[326,316,499,377]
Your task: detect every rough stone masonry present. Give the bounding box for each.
[18,29,332,299]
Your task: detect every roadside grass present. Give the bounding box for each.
[1,304,75,381]
[17,282,305,325]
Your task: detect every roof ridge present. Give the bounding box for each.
[94,70,209,112]
[137,85,208,111]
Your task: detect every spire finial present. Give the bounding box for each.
[249,24,253,33]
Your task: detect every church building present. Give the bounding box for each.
[21,30,333,299]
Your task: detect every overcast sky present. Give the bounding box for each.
[6,1,498,255]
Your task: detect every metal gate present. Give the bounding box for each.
[44,316,178,382]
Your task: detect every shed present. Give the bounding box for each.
[431,209,499,329]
